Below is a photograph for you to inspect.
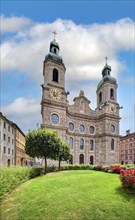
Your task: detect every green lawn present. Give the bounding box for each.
[1,170,135,220]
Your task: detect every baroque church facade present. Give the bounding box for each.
[41,37,121,165]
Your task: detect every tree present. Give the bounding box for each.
[25,129,61,174]
[58,141,71,171]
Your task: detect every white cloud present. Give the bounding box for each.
[1,16,134,84]
[0,14,33,33]
[2,97,41,133]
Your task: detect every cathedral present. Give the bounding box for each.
[41,35,121,165]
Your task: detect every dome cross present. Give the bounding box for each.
[52,30,57,41]
[105,56,108,65]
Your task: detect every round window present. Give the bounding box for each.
[110,124,115,133]
[69,122,74,131]
[51,114,59,124]
[79,124,85,133]
[89,126,95,134]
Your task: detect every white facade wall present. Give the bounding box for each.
[0,115,15,166]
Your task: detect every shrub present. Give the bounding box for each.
[119,168,135,191]
[93,165,103,171]
[104,165,126,174]
[60,164,94,171]
[0,167,44,201]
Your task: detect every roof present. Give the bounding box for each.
[0,112,25,136]
[97,76,117,90]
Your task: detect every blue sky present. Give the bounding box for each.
[1,0,135,135]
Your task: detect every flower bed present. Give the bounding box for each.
[119,168,135,191]
[104,165,126,174]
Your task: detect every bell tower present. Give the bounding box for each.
[96,58,121,165]
[97,57,118,109]
[41,33,68,140]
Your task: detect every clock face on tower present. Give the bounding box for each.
[50,88,61,100]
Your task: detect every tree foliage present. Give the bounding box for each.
[58,142,71,171]
[25,129,61,174]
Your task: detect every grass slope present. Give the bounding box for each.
[1,170,135,220]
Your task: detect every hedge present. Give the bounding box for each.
[0,167,44,201]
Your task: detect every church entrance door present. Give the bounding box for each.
[79,154,84,164]
[90,155,94,165]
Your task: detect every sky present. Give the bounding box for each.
[0,0,135,135]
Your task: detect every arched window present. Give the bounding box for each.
[90,140,94,150]
[53,68,58,82]
[111,139,114,150]
[90,155,94,165]
[54,48,57,54]
[110,88,114,99]
[69,155,73,164]
[99,92,102,103]
[79,154,84,164]
[80,138,84,150]
[69,137,74,149]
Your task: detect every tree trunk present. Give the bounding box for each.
[58,159,61,171]
[44,156,47,175]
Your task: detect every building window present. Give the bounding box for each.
[90,140,94,150]
[8,148,10,155]
[8,137,10,143]
[79,154,84,164]
[89,126,95,134]
[129,156,132,160]
[12,139,14,145]
[4,134,6,141]
[53,68,58,82]
[69,137,74,149]
[129,149,132,154]
[90,155,94,165]
[8,126,10,132]
[80,138,84,150]
[111,139,114,150]
[69,122,74,131]
[51,113,59,125]
[54,48,57,54]
[110,124,115,133]
[99,92,102,103]
[12,149,14,155]
[79,124,85,133]
[129,143,132,147]
[3,146,6,153]
[4,122,6,128]
[12,129,14,134]
[110,88,114,99]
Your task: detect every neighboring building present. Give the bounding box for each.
[14,123,26,166]
[0,112,15,166]
[119,130,135,164]
[0,112,35,166]
[41,37,121,165]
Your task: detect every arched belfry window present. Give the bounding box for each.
[110,88,114,99]
[99,92,102,103]
[53,68,58,82]
[54,48,57,54]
